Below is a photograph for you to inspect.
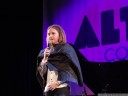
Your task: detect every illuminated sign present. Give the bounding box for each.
[43,0,128,62]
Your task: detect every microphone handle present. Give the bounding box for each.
[46,52,50,57]
[46,41,53,57]
[46,46,52,57]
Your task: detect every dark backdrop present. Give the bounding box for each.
[1,0,43,96]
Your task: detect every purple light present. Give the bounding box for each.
[43,0,128,62]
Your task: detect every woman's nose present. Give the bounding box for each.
[49,34,53,37]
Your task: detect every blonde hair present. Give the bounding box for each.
[46,24,67,44]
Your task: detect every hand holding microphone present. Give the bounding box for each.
[42,40,53,63]
[46,40,53,57]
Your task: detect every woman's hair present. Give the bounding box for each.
[47,24,67,44]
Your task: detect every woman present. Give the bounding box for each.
[36,24,85,96]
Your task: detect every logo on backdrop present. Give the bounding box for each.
[74,6,128,62]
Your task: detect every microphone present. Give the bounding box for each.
[46,40,53,57]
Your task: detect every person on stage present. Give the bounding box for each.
[36,24,85,96]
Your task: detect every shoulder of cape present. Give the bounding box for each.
[68,43,88,62]
[37,49,45,59]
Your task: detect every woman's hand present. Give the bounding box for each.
[48,82,60,91]
[42,47,51,63]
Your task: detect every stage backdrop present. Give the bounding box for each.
[42,0,128,95]
[43,0,128,62]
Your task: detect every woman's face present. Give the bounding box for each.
[47,28,59,44]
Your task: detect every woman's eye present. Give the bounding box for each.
[47,32,55,36]
[51,32,55,35]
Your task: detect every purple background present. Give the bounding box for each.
[43,0,128,95]
[43,0,128,62]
